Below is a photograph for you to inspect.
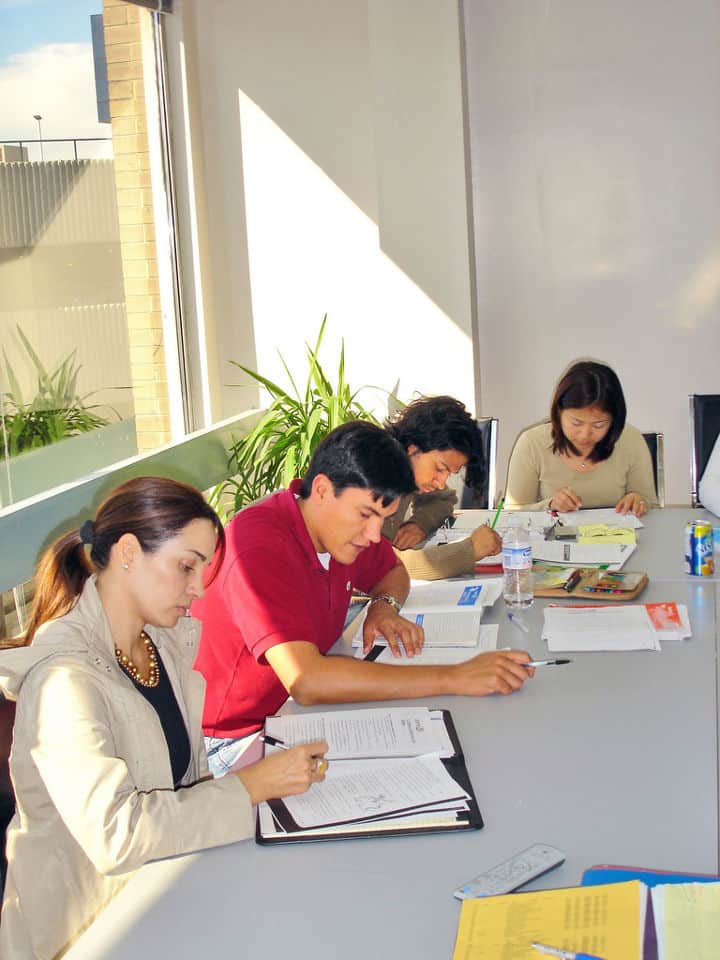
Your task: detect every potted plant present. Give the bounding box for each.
[1,327,115,459]
[220,316,388,516]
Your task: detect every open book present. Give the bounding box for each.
[350,578,502,649]
[256,707,482,843]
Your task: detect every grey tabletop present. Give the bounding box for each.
[65,514,720,960]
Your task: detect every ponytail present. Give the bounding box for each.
[23,476,225,645]
[24,530,94,644]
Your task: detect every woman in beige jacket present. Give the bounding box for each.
[0,477,327,960]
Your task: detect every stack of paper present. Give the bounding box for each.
[542,602,691,652]
[258,707,481,841]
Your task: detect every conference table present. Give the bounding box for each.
[65,508,720,959]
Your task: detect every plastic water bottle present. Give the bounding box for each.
[502,519,534,608]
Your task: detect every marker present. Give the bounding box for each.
[524,659,572,668]
[532,943,607,960]
[562,570,582,593]
[490,496,505,530]
[507,610,529,633]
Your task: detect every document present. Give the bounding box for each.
[256,707,483,843]
[531,540,636,570]
[542,603,691,651]
[652,881,720,960]
[264,707,447,759]
[370,625,499,664]
[451,510,553,536]
[558,506,645,529]
[452,880,645,960]
[352,610,486,648]
[280,754,469,829]
[543,605,661,651]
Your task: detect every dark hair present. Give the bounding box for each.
[25,476,225,644]
[386,395,485,488]
[299,421,416,505]
[550,360,627,461]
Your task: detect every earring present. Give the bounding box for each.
[121,563,129,570]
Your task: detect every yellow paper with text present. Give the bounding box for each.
[452,880,643,960]
[663,881,720,959]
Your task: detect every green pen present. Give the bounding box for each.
[490,496,505,530]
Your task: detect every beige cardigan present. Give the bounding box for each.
[506,422,659,511]
[0,577,253,960]
[382,489,476,581]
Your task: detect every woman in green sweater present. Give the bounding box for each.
[384,396,501,580]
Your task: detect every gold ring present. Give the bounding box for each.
[315,758,328,775]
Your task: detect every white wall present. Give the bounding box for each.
[464,0,720,505]
[168,0,476,424]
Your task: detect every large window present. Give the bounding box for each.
[0,0,184,640]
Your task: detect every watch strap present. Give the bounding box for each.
[369,593,402,614]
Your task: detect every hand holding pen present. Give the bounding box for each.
[490,496,505,530]
[261,734,329,776]
[235,736,330,806]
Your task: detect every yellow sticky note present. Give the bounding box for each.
[578,524,636,545]
[452,880,644,960]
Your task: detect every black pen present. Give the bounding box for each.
[261,735,330,773]
[260,734,288,749]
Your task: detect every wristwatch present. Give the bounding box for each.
[369,593,402,614]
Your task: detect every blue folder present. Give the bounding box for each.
[582,864,720,888]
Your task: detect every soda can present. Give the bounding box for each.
[685,521,714,576]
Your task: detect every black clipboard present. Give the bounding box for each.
[255,709,483,845]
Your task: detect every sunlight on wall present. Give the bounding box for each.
[237,91,474,414]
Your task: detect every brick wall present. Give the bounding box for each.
[103,0,171,450]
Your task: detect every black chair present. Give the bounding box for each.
[689,394,720,507]
[460,418,498,509]
[641,432,665,508]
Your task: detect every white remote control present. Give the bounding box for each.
[453,843,566,900]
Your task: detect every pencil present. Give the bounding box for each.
[490,496,505,530]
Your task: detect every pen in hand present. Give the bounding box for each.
[260,734,288,749]
[261,735,329,774]
[524,659,572,668]
[490,496,505,531]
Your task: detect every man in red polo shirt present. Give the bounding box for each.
[194,421,533,776]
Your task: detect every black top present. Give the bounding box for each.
[126,645,191,788]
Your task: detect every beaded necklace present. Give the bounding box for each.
[115,630,160,688]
